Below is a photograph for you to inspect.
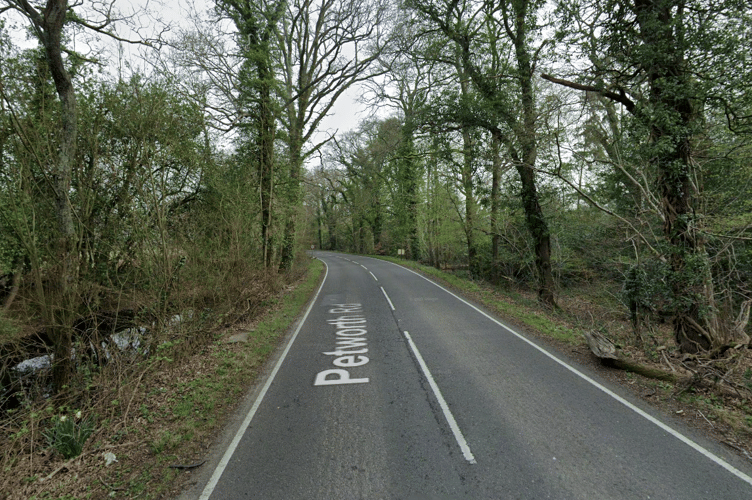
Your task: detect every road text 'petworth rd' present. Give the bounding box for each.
[313,304,370,386]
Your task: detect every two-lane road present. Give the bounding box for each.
[184,252,752,499]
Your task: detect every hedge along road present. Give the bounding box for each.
[184,252,752,499]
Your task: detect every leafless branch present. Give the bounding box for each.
[541,73,636,114]
[540,166,664,259]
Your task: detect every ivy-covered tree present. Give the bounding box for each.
[217,0,285,269]
[546,0,752,352]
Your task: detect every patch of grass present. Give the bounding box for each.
[0,313,19,339]
[127,469,151,497]
[140,403,154,423]
[29,494,83,500]
[150,429,182,455]
[378,257,582,345]
[676,389,724,417]
[172,399,194,419]
[744,368,752,391]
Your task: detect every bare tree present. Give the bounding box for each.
[276,0,392,269]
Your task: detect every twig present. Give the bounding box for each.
[100,478,126,492]
[722,441,752,462]
[41,456,81,482]
[121,366,150,430]
[696,410,715,429]
[101,441,142,449]
[169,459,206,470]
[661,349,677,373]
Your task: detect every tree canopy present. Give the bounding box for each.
[0,0,751,401]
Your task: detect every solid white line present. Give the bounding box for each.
[369,271,378,281]
[380,286,395,311]
[385,260,752,487]
[403,330,476,464]
[198,260,329,500]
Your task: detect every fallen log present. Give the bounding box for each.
[583,330,678,382]
[583,331,752,402]
[583,329,620,361]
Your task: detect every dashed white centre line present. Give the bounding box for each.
[403,330,476,465]
[369,272,378,281]
[380,286,395,311]
[361,264,368,270]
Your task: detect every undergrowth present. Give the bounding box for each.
[0,256,324,499]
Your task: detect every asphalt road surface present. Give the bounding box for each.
[183,252,752,499]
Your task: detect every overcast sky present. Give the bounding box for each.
[3,0,367,147]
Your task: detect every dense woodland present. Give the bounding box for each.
[1,0,752,472]
[308,0,752,354]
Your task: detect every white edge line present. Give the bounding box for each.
[380,286,395,311]
[404,330,476,464]
[382,259,752,487]
[198,259,329,500]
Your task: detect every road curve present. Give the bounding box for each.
[182,252,752,499]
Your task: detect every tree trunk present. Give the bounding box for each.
[515,159,556,306]
[490,131,502,282]
[220,0,282,270]
[426,148,440,269]
[258,76,276,269]
[325,195,337,250]
[512,10,556,307]
[396,119,420,260]
[316,204,323,250]
[461,127,480,279]
[279,87,307,270]
[278,157,300,270]
[2,258,23,312]
[634,0,733,353]
[19,0,80,392]
[372,197,382,248]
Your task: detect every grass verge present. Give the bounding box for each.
[378,256,581,345]
[1,258,324,500]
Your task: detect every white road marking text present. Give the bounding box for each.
[314,304,370,386]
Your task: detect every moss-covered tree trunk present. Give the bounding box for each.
[461,126,480,279]
[258,78,276,269]
[510,1,556,307]
[278,120,302,271]
[218,0,284,269]
[392,116,420,261]
[490,132,502,281]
